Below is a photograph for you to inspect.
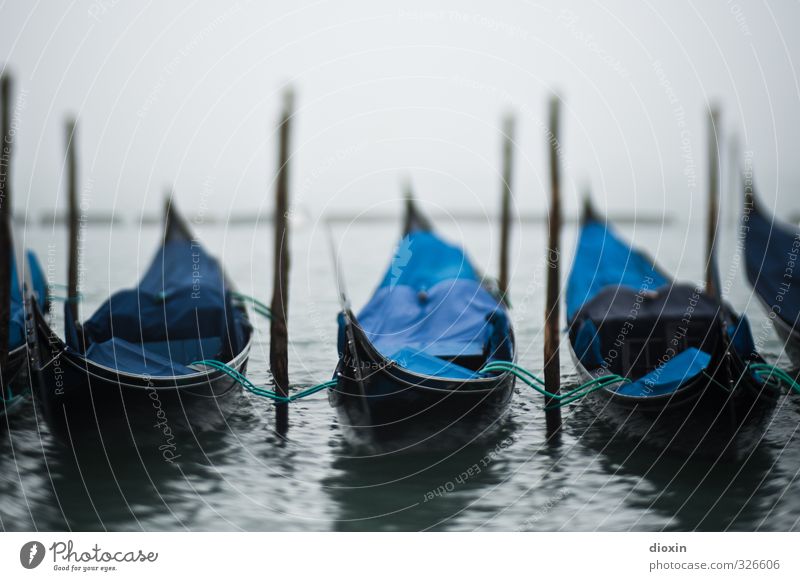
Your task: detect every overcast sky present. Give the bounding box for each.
[2,0,799,222]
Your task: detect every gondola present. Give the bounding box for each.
[1,243,48,423]
[742,189,800,367]
[27,199,252,434]
[566,199,778,457]
[329,196,516,449]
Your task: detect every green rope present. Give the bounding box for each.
[230,292,273,320]
[749,363,800,395]
[546,376,633,409]
[194,357,633,409]
[288,381,338,401]
[191,359,335,403]
[188,358,800,411]
[479,360,630,409]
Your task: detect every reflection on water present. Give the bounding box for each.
[1,220,798,531]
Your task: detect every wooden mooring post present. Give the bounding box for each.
[65,118,80,327]
[705,105,721,297]
[498,113,515,302]
[543,95,563,439]
[270,89,294,435]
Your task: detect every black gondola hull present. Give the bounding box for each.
[31,304,249,437]
[330,320,515,450]
[569,346,779,459]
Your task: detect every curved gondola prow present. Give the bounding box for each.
[581,192,602,225]
[741,173,773,235]
[163,193,195,245]
[402,186,433,236]
[741,173,800,364]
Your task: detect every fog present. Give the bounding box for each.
[2,0,799,222]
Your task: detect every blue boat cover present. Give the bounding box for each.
[567,217,719,397]
[614,347,711,397]
[84,337,199,377]
[354,229,509,378]
[75,239,248,376]
[566,218,669,322]
[744,201,800,333]
[7,250,48,350]
[389,347,480,380]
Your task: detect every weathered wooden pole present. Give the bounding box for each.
[270,88,293,435]
[705,105,721,297]
[0,73,13,372]
[65,118,80,327]
[498,113,515,302]
[543,95,563,438]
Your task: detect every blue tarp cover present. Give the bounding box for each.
[85,337,197,377]
[7,251,48,350]
[76,239,245,376]
[388,347,480,379]
[356,229,506,378]
[566,219,669,322]
[744,202,800,332]
[614,347,711,397]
